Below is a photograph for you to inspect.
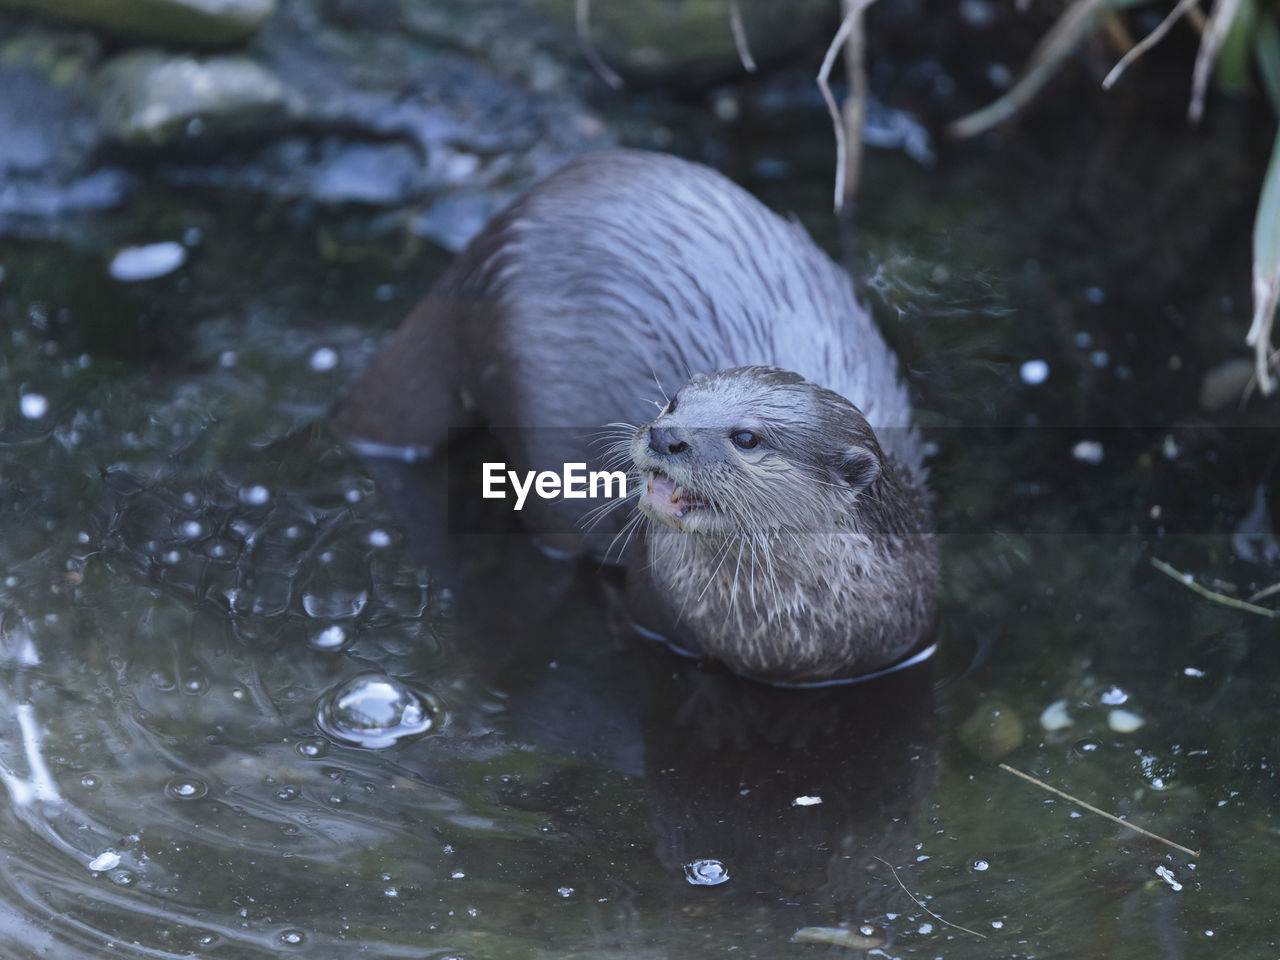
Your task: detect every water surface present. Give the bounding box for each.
[1,46,1278,960]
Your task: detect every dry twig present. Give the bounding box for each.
[1000,764,1201,858]
[1104,0,1204,89]
[575,0,624,90]
[818,0,878,213]
[1189,0,1243,122]
[873,857,988,940]
[728,0,757,73]
[1149,557,1279,618]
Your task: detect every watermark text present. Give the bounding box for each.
[482,462,627,511]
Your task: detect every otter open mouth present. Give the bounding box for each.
[643,471,707,521]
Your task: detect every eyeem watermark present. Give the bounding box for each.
[482,462,628,511]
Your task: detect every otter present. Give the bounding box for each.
[335,148,938,685]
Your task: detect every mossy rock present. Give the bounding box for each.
[0,0,276,46]
[533,0,834,86]
[96,50,296,148]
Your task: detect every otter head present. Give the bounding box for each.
[629,366,884,536]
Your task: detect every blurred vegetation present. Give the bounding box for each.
[945,0,1280,395]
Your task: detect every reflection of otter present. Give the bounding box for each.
[368,454,939,948]
[336,149,938,684]
[641,664,937,939]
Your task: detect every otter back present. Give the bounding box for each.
[337,149,922,529]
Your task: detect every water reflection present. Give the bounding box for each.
[1,38,1279,954]
[372,452,940,947]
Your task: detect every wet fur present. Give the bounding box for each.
[337,149,938,683]
[627,367,936,683]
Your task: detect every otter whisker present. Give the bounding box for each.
[649,368,670,406]
[603,510,645,564]
[580,484,640,532]
[599,448,636,472]
[729,535,747,618]
[587,424,640,451]
[694,534,738,607]
[754,531,782,622]
[616,516,646,564]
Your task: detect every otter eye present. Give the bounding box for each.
[666,394,678,415]
[731,430,759,450]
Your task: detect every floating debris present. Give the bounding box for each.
[1099,686,1128,706]
[1108,709,1145,733]
[1000,763,1199,857]
[791,924,884,949]
[1039,698,1074,731]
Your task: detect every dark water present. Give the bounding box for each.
[2,46,1279,960]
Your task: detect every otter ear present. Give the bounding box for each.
[828,444,881,494]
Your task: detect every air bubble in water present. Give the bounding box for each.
[295,737,329,759]
[165,777,208,800]
[683,859,730,886]
[315,673,440,749]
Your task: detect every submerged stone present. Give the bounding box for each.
[0,0,276,46]
[959,701,1024,760]
[96,51,295,148]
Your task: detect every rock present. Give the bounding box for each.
[0,31,134,229]
[958,701,1024,761]
[0,0,614,234]
[1106,709,1145,733]
[411,191,509,253]
[1039,698,1073,732]
[96,51,297,148]
[0,0,276,47]
[533,0,836,87]
[155,136,430,207]
[0,30,102,175]
[308,141,423,206]
[0,169,135,221]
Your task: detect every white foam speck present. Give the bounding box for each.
[20,394,48,419]
[309,347,339,372]
[108,242,187,282]
[1019,359,1049,385]
[1072,440,1104,465]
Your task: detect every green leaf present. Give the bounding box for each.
[1214,0,1256,93]
[1248,130,1280,393]
[1254,11,1280,118]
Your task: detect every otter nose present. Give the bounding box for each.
[648,425,689,456]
